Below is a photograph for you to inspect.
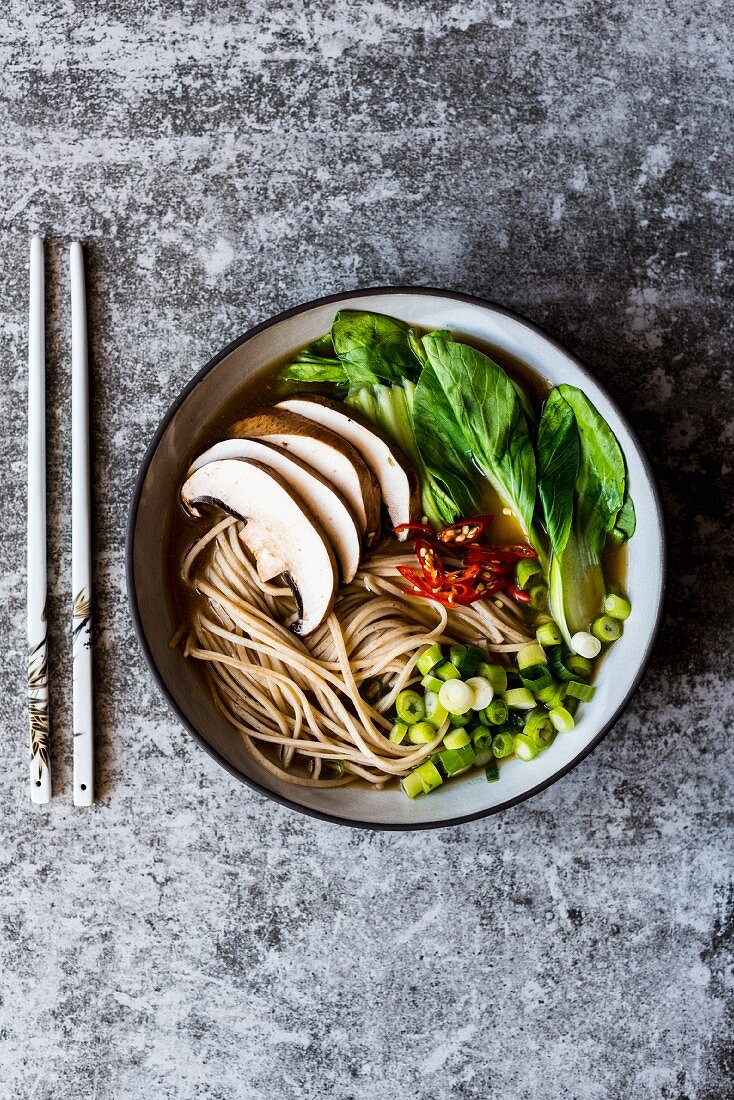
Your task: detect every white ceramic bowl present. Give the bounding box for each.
[127,288,666,829]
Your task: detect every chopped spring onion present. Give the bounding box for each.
[549,706,575,732]
[448,711,472,728]
[481,697,509,726]
[465,676,493,710]
[536,724,557,749]
[548,682,568,709]
[409,721,439,745]
[472,726,493,753]
[401,770,425,799]
[477,663,508,694]
[547,646,575,682]
[592,615,622,643]
[564,695,579,716]
[519,664,554,693]
[566,654,592,680]
[516,558,543,590]
[450,642,482,677]
[436,744,476,777]
[421,673,444,693]
[389,721,408,744]
[570,631,602,659]
[414,759,443,792]
[464,644,483,674]
[491,730,515,758]
[529,584,548,611]
[535,680,560,705]
[506,709,526,730]
[518,643,548,669]
[438,678,475,715]
[524,710,556,749]
[503,687,536,710]
[436,660,461,682]
[424,690,448,729]
[396,689,426,724]
[536,620,563,648]
[484,759,500,783]
[566,680,596,702]
[443,727,471,750]
[512,732,539,761]
[604,593,631,620]
[416,643,443,676]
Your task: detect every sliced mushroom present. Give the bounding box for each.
[189,438,362,583]
[277,396,420,538]
[181,459,337,635]
[231,408,382,546]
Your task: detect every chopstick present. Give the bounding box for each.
[27,235,51,803]
[70,242,94,806]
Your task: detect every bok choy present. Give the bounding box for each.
[537,385,634,646]
[346,381,466,527]
[419,331,544,556]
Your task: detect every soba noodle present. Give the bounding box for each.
[176,517,532,789]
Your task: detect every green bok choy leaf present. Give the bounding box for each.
[282,333,347,384]
[420,331,542,553]
[412,341,484,521]
[538,385,633,645]
[330,309,423,386]
[345,381,466,528]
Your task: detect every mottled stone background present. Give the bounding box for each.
[0,2,731,1097]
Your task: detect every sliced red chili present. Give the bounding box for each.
[398,549,534,610]
[414,538,445,590]
[443,584,477,606]
[496,544,538,559]
[466,543,537,564]
[392,522,436,539]
[397,568,457,608]
[436,564,480,606]
[503,583,532,603]
[398,563,481,607]
[468,553,516,575]
[437,513,494,545]
[396,564,428,590]
[475,566,512,588]
[443,564,480,584]
[472,576,503,598]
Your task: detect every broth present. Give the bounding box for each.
[165,322,628,787]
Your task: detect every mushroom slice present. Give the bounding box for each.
[231,408,382,546]
[181,459,337,635]
[189,438,362,583]
[277,396,420,537]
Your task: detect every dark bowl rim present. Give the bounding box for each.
[126,284,667,831]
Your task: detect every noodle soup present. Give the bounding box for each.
[168,311,632,800]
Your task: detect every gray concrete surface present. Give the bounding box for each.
[0,2,731,1097]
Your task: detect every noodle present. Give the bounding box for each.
[177,519,532,789]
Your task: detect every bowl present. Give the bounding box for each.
[126,287,666,829]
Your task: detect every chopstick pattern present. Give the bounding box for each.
[28,630,50,778]
[72,590,91,641]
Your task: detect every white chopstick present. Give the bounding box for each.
[71,242,94,806]
[27,235,51,803]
